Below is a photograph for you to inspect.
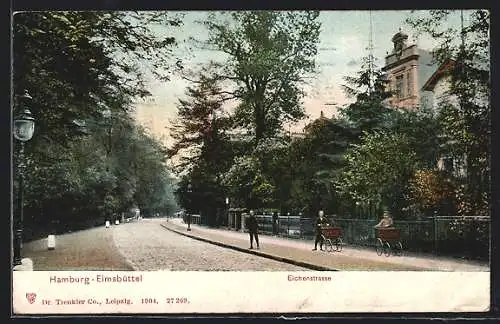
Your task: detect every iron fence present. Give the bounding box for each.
[180,212,489,261]
[254,214,489,261]
[182,213,201,225]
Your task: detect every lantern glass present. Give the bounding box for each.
[13,111,35,142]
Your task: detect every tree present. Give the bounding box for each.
[388,106,442,169]
[13,10,181,200]
[221,155,275,210]
[340,54,393,135]
[280,116,357,215]
[336,132,420,219]
[406,10,490,216]
[168,67,235,225]
[168,67,233,175]
[13,11,183,147]
[202,11,321,145]
[408,169,456,216]
[13,11,183,232]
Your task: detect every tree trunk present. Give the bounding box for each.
[254,106,266,145]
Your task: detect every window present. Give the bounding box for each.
[407,72,412,97]
[395,75,404,99]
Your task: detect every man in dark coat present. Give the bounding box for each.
[313,210,328,251]
[246,210,260,249]
[272,211,278,235]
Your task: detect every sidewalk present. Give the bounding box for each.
[161,218,489,272]
[22,225,134,271]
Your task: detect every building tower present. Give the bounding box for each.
[381,29,436,110]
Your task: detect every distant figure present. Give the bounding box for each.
[246,210,260,249]
[272,211,278,235]
[374,210,394,229]
[186,212,192,231]
[313,210,329,251]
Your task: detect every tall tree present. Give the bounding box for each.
[282,116,357,215]
[406,10,490,215]
[202,11,321,145]
[13,11,183,146]
[168,66,233,176]
[168,67,234,225]
[13,11,182,233]
[340,55,394,135]
[336,131,420,219]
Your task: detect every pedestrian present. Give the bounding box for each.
[246,210,260,249]
[272,211,278,235]
[374,210,394,229]
[312,210,329,251]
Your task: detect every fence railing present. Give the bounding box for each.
[177,212,489,261]
[253,214,489,261]
[182,214,201,225]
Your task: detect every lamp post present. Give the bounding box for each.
[187,183,193,231]
[225,197,229,229]
[287,212,290,237]
[13,90,35,267]
[101,109,114,223]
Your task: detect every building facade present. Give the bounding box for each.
[382,30,436,110]
[421,58,459,111]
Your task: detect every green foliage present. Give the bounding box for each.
[203,11,321,144]
[406,10,490,216]
[336,132,420,218]
[283,117,356,214]
[13,12,181,232]
[340,55,393,134]
[168,67,233,175]
[221,155,275,209]
[169,68,235,224]
[408,169,456,215]
[389,107,442,168]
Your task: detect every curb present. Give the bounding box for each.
[160,223,338,271]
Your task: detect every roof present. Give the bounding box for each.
[422,58,456,91]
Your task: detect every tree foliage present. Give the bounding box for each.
[340,55,393,134]
[202,11,321,144]
[336,132,420,218]
[13,11,181,237]
[168,67,236,225]
[406,10,490,216]
[168,65,233,175]
[408,169,456,215]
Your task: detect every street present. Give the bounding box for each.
[113,218,308,271]
[22,217,489,272]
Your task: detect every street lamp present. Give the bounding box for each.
[287,212,291,236]
[102,108,113,159]
[13,90,35,267]
[187,183,193,231]
[225,197,229,229]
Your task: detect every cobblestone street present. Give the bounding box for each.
[113,219,308,271]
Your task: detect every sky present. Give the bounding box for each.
[132,10,466,146]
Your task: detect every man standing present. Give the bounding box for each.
[246,210,260,249]
[313,210,328,251]
[272,211,278,235]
